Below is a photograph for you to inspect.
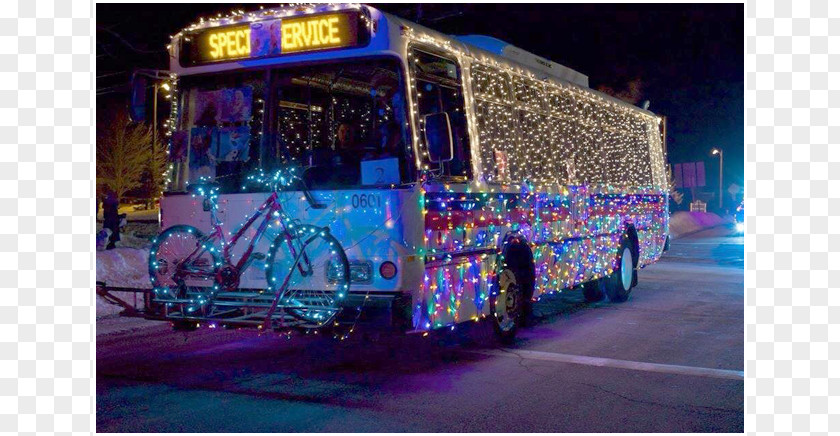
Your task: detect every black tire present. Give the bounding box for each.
[265,224,350,328]
[604,237,636,302]
[582,280,604,302]
[148,225,220,315]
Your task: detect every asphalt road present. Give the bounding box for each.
[96,226,744,432]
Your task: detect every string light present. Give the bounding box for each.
[153,4,669,337]
[400,25,668,329]
[167,3,368,47]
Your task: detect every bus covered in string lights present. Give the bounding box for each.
[145,3,669,340]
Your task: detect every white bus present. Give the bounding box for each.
[143,3,669,340]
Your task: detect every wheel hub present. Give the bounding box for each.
[505,285,519,314]
[494,269,519,331]
[155,258,169,275]
[620,247,633,290]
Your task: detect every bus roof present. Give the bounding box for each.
[168,3,658,119]
[378,8,659,119]
[454,35,589,88]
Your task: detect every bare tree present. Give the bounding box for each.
[97,112,153,201]
[596,78,645,105]
[667,167,684,206]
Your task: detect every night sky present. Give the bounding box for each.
[97,3,744,189]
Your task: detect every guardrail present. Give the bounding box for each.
[689,200,707,213]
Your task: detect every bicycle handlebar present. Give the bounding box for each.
[296,168,328,210]
[188,167,327,212]
[267,167,327,210]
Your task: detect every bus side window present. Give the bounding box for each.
[512,76,548,184]
[409,48,471,179]
[471,65,514,184]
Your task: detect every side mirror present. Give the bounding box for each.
[423,112,454,164]
[129,72,147,123]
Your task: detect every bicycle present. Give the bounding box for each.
[148,168,350,329]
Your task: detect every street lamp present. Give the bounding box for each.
[151,82,169,143]
[149,81,170,209]
[711,148,723,210]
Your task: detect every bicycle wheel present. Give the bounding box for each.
[265,224,350,328]
[149,225,220,315]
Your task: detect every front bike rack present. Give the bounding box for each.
[96,281,150,317]
[147,170,347,332]
[148,289,340,330]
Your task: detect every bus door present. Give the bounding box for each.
[408,46,472,180]
[409,47,485,326]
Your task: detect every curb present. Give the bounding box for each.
[671,223,730,240]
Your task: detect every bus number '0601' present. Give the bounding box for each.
[351,194,382,209]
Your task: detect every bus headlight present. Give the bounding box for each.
[325,258,346,284]
[328,260,372,284]
[349,261,373,284]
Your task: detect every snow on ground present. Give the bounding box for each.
[96,290,144,319]
[95,221,158,249]
[96,206,160,248]
[96,206,160,221]
[97,247,151,288]
[96,248,151,320]
[669,211,727,239]
[97,315,165,336]
[95,210,158,322]
[121,207,160,221]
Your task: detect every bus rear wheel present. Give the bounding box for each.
[604,238,636,302]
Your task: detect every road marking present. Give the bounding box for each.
[470,348,744,381]
[671,242,743,245]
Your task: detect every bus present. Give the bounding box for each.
[141,3,669,341]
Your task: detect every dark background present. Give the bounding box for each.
[97,3,744,198]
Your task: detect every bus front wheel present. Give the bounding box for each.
[490,268,523,343]
[604,238,636,302]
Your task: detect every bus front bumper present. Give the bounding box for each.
[336,291,413,332]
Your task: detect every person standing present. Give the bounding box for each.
[102,189,120,250]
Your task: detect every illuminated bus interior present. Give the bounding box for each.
[167,58,411,192]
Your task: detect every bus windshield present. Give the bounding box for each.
[167,58,411,192]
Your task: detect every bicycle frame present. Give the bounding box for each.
[176,190,311,285]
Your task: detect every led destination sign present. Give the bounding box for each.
[181,11,365,66]
[204,25,252,61]
[280,14,355,54]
